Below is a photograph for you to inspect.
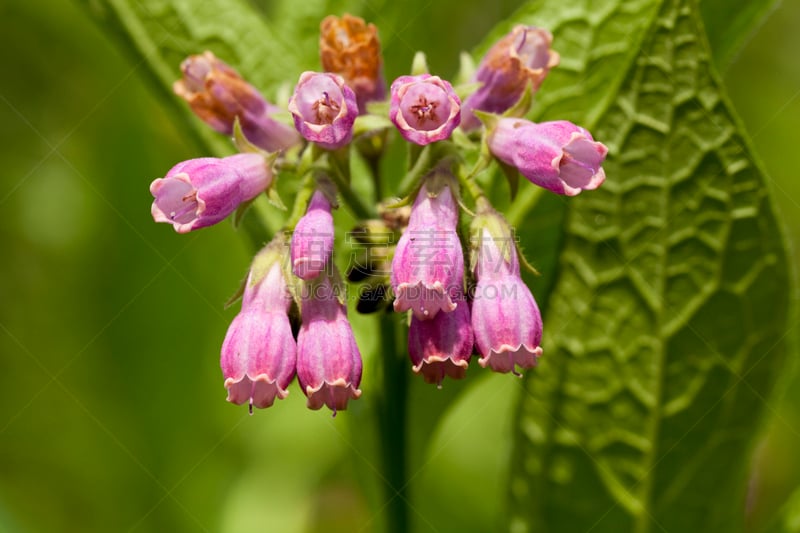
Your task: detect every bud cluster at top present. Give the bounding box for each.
[146,14,609,413]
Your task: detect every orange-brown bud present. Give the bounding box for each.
[173,51,299,152]
[320,14,386,114]
[461,26,560,131]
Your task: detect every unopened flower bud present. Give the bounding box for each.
[296,276,363,413]
[150,153,271,233]
[291,190,335,280]
[220,241,296,411]
[461,26,559,131]
[389,75,461,145]
[488,118,607,196]
[320,14,386,114]
[288,72,358,150]
[174,51,300,151]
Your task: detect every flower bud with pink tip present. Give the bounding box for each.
[470,209,542,374]
[220,238,296,411]
[296,275,362,413]
[461,26,559,131]
[174,51,300,152]
[391,175,464,320]
[488,118,607,196]
[408,302,473,386]
[150,153,272,233]
[291,190,335,280]
[389,74,461,145]
[289,72,358,150]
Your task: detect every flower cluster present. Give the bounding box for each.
[149,14,608,413]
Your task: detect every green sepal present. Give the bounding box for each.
[515,241,540,276]
[232,116,262,154]
[502,81,534,119]
[497,159,520,201]
[274,82,292,114]
[353,114,393,136]
[231,196,257,229]
[266,185,287,211]
[454,51,477,85]
[454,81,482,102]
[450,127,477,152]
[473,109,499,131]
[225,234,288,308]
[223,276,247,309]
[365,100,390,116]
[383,186,419,210]
[411,51,429,76]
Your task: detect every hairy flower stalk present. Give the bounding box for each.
[174,51,300,152]
[220,238,296,411]
[320,14,386,113]
[461,26,559,131]
[488,118,607,196]
[150,153,272,233]
[390,75,461,145]
[470,209,543,374]
[296,275,363,413]
[391,174,464,320]
[289,71,359,150]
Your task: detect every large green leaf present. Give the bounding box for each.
[507,0,793,532]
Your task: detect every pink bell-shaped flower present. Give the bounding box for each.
[488,118,607,196]
[391,176,464,320]
[470,221,542,374]
[150,153,272,233]
[220,241,296,411]
[389,74,461,145]
[288,71,359,150]
[296,275,363,413]
[408,302,473,386]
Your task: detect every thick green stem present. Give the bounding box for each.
[377,313,409,533]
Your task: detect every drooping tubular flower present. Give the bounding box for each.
[487,118,607,196]
[390,74,461,145]
[291,190,335,280]
[391,173,464,320]
[220,237,296,411]
[408,302,473,386]
[461,26,559,131]
[150,153,272,233]
[470,207,542,374]
[296,274,363,413]
[174,51,300,152]
[288,71,359,150]
[320,14,386,114]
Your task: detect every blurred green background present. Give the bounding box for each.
[0,1,798,532]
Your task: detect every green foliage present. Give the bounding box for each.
[766,485,800,533]
[34,1,794,533]
[504,0,793,532]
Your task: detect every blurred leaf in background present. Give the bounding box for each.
[1,0,798,533]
